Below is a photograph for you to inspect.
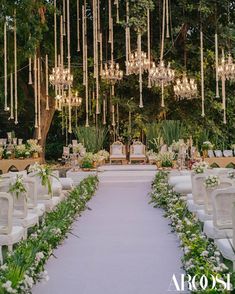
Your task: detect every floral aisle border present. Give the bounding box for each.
[150,171,234,293]
[0,175,99,294]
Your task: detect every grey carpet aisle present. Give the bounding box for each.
[33,174,183,294]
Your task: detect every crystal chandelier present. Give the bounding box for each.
[101,62,123,85]
[218,53,235,81]
[60,91,82,107]
[174,73,198,100]
[126,51,150,75]
[49,66,73,89]
[149,60,175,86]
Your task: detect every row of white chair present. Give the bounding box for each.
[168,168,235,269]
[0,170,74,264]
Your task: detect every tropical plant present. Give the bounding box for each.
[75,127,108,153]
[160,120,185,146]
[145,123,162,151]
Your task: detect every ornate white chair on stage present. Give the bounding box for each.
[223,150,233,157]
[203,187,235,240]
[214,150,223,158]
[129,141,146,164]
[0,192,24,264]
[110,141,126,164]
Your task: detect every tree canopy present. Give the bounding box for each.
[0,0,235,158]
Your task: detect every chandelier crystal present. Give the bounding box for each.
[218,53,235,81]
[126,51,150,75]
[49,66,73,89]
[149,60,175,86]
[61,91,82,107]
[174,73,198,100]
[101,62,123,85]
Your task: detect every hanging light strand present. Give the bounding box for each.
[10,72,14,120]
[14,10,18,124]
[67,0,72,133]
[200,27,205,117]
[37,58,42,140]
[4,21,8,111]
[34,55,38,128]
[77,0,80,52]
[46,54,49,110]
[215,32,219,98]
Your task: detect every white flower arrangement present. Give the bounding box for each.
[192,161,209,174]
[150,171,230,286]
[146,149,157,158]
[228,170,235,179]
[204,175,220,189]
[97,150,109,160]
[93,153,104,162]
[27,139,42,154]
[156,151,175,167]
[202,141,214,150]
[28,162,41,173]
[76,143,86,156]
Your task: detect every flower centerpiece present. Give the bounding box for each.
[15,144,27,159]
[97,150,109,162]
[170,140,181,152]
[146,150,157,164]
[228,170,235,179]
[204,175,220,188]
[201,141,213,158]
[192,161,209,174]
[29,163,56,195]
[8,175,27,198]
[27,139,42,158]
[156,151,175,168]
[75,143,86,157]
[5,150,12,159]
[80,153,94,170]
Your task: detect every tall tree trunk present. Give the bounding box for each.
[38,84,55,163]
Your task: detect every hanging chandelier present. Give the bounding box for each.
[126,51,150,75]
[218,53,235,81]
[174,73,198,100]
[60,91,82,107]
[49,65,73,89]
[101,61,123,85]
[149,60,175,86]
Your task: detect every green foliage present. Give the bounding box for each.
[0,176,98,293]
[74,126,108,153]
[128,0,154,34]
[145,123,162,151]
[150,171,233,292]
[160,120,185,146]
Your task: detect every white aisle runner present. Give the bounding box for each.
[33,169,183,294]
